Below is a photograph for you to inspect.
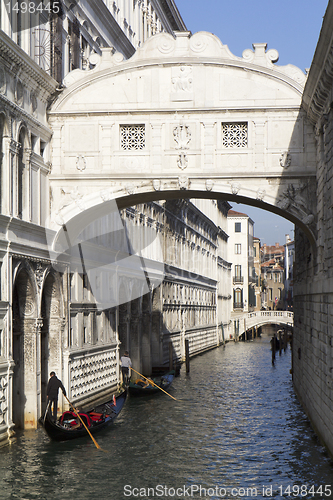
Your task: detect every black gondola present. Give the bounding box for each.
[40,390,127,442]
[128,371,174,396]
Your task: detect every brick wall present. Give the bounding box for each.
[292,109,333,456]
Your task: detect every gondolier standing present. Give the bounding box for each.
[46,371,66,421]
[120,351,132,386]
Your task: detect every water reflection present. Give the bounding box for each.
[0,330,332,499]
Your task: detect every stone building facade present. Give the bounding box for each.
[0,0,234,444]
[261,259,284,311]
[0,0,188,443]
[227,210,256,337]
[294,0,333,457]
[253,237,261,311]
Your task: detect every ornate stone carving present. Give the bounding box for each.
[0,66,6,94]
[302,213,315,225]
[31,92,38,116]
[88,52,101,67]
[242,43,279,67]
[178,175,190,190]
[230,182,241,195]
[34,262,45,289]
[172,66,192,93]
[173,122,191,150]
[173,122,191,170]
[76,155,86,172]
[152,179,161,191]
[256,188,266,201]
[189,34,207,53]
[177,152,188,170]
[14,79,24,107]
[125,183,135,195]
[157,34,175,54]
[205,179,214,191]
[22,300,35,317]
[58,187,86,212]
[100,189,112,201]
[70,348,118,398]
[277,183,315,225]
[279,151,291,168]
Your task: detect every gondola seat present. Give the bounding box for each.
[60,411,92,427]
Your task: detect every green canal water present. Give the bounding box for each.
[0,331,332,499]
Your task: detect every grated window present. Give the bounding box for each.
[120,124,145,150]
[222,122,248,148]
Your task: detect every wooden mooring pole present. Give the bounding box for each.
[185,339,190,373]
[271,335,276,364]
[279,330,282,356]
[169,341,173,371]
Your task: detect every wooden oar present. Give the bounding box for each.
[64,395,107,452]
[43,400,51,425]
[131,368,177,401]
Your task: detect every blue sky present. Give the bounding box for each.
[175,0,328,244]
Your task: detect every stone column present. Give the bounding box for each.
[35,318,43,419]
[130,315,141,372]
[22,318,38,429]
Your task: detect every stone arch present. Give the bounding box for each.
[40,269,64,412]
[12,265,38,429]
[49,187,316,265]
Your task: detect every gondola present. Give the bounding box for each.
[128,371,174,396]
[40,390,127,442]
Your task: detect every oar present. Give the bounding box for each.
[131,368,177,401]
[64,395,107,452]
[43,400,51,425]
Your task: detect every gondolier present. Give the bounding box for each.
[120,351,132,385]
[46,371,66,421]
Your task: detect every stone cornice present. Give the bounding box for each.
[150,0,187,32]
[302,2,333,124]
[0,30,57,95]
[0,94,52,137]
[53,32,306,112]
[79,0,135,59]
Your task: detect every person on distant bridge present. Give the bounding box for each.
[120,351,132,386]
[46,371,66,421]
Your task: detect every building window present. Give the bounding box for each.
[120,125,145,150]
[273,273,281,283]
[222,122,248,148]
[269,288,273,301]
[235,222,241,232]
[234,288,243,308]
[235,243,241,254]
[233,265,243,284]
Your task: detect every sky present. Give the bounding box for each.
[175,0,329,245]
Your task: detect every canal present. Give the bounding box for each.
[1,329,332,500]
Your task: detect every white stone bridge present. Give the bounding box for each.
[239,310,294,336]
[48,30,316,252]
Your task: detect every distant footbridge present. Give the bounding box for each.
[236,311,294,337]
